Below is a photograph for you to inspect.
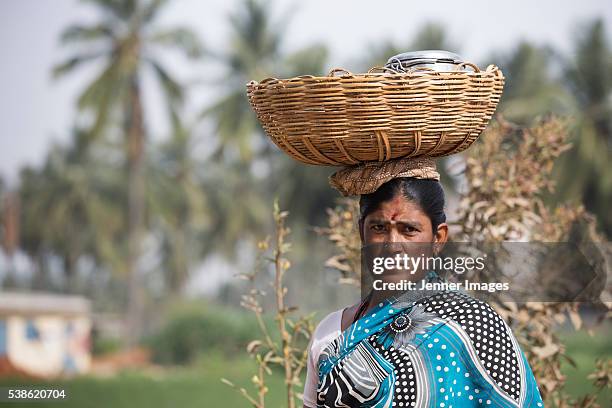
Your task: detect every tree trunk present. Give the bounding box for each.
[31,251,47,291]
[64,252,78,294]
[125,73,146,347]
[171,210,189,294]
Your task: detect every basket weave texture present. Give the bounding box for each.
[246,63,504,166]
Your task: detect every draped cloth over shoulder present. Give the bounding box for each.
[329,157,440,197]
[311,287,546,408]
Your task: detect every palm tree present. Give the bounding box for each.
[205,0,282,161]
[557,19,612,237]
[0,180,19,288]
[492,42,574,123]
[18,130,125,293]
[202,0,332,254]
[147,116,209,293]
[53,0,203,344]
[565,19,612,139]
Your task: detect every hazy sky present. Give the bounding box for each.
[1,0,611,186]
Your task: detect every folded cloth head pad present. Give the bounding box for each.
[328,157,440,197]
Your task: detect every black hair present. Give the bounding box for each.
[358,177,446,232]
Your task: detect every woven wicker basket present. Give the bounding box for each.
[247,63,504,166]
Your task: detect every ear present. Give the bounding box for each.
[433,222,449,254]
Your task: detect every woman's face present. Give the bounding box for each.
[359,194,449,281]
[360,194,448,245]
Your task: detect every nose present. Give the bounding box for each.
[387,226,408,243]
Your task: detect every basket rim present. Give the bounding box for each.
[246,64,504,88]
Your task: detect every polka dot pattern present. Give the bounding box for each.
[417,291,521,401]
[369,337,419,406]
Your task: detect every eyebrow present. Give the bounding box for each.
[367,218,423,229]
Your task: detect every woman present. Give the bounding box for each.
[303,162,544,407]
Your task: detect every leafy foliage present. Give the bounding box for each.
[147,303,261,364]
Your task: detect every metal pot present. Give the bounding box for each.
[384,50,464,73]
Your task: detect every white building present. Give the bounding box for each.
[0,291,91,377]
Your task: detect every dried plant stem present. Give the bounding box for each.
[273,203,296,408]
[220,378,261,407]
[223,199,314,408]
[255,309,278,354]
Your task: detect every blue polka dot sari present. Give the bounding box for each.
[315,282,545,407]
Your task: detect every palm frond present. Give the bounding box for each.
[60,23,116,44]
[225,0,284,72]
[148,59,184,128]
[52,52,107,78]
[76,59,129,137]
[201,90,256,149]
[84,0,137,21]
[149,60,183,104]
[77,60,119,109]
[149,27,203,58]
[409,22,457,51]
[284,43,328,77]
[141,0,169,23]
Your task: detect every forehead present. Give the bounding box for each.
[364,195,426,221]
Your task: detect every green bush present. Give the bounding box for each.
[146,303,263,365]
[92,335,122,356]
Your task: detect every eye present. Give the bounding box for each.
[400,224,418,234]
[370,224,385,232]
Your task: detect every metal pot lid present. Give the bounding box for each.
[385,50,463,65]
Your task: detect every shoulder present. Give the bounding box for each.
[418,291,523,401]
[312,307,344,343]
[307,308,344,370]
[418,290,514,347]
[418,290,506,328]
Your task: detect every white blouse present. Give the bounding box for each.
[302,308,345,408]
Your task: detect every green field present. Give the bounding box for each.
[0,329,609,407]
[0,354,288,408]
[559,327,611,403]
